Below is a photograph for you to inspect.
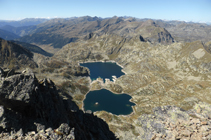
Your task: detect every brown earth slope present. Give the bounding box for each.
[0,38,37,69]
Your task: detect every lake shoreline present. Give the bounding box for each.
[83,88,135,115]
[79,60,136,116]
[78,60,128,75]
[82,84,137,116]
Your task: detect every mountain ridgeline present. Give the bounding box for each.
[0,38,37,69]
[0,29,20,40]
[1,16,210,52]
[0,18,49,27]
[16,17,175,49]
[1,16,211,140]
[11,41,52,56]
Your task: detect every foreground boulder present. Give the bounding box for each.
[137,104,211,140]
[0,68,117,140]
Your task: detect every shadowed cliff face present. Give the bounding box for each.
[135,20,174,44]
[0,38,37,69]
[0,68,117,140]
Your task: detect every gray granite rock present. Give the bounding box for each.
[0,68,117,140]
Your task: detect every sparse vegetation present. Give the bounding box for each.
[2,16,211,140]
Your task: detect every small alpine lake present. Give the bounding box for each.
[80,61,125,81]
[83,89,135,115]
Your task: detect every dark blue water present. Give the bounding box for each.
[84,89,135,115]
[80,62,125,81]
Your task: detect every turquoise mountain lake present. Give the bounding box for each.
[80,62,125,81]
[83,89,135,115]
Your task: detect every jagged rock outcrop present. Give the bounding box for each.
[57,65,90,76]
[39,59,90,76]
[0,68,117,140]
[137,103,211,140]
[136,20,175,44]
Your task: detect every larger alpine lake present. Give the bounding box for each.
[83,89,135,115]
[81,62,135,115]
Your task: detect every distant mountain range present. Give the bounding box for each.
[0,29,20,40]
[0,18,49,27]
[14,16,210,49]
[1,17,210,27]
[13,16,174,49]
[0,16,210,53]
[205,22,211,25]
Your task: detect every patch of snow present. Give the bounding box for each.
[192,49,205,59]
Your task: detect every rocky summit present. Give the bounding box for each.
[0,68,117,140]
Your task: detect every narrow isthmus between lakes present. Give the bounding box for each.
[81,62,135,115]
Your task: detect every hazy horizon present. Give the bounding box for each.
[0,16,210,25]
[0,0,210,23]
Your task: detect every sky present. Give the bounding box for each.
[0,0,211,23]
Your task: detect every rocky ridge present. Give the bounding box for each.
[138,103,211,140]
[17,17,175,52]
[156,21,211,43]
[0,38,38,69]
[0,68,117,140]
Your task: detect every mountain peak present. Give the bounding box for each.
[141,19,158,27]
